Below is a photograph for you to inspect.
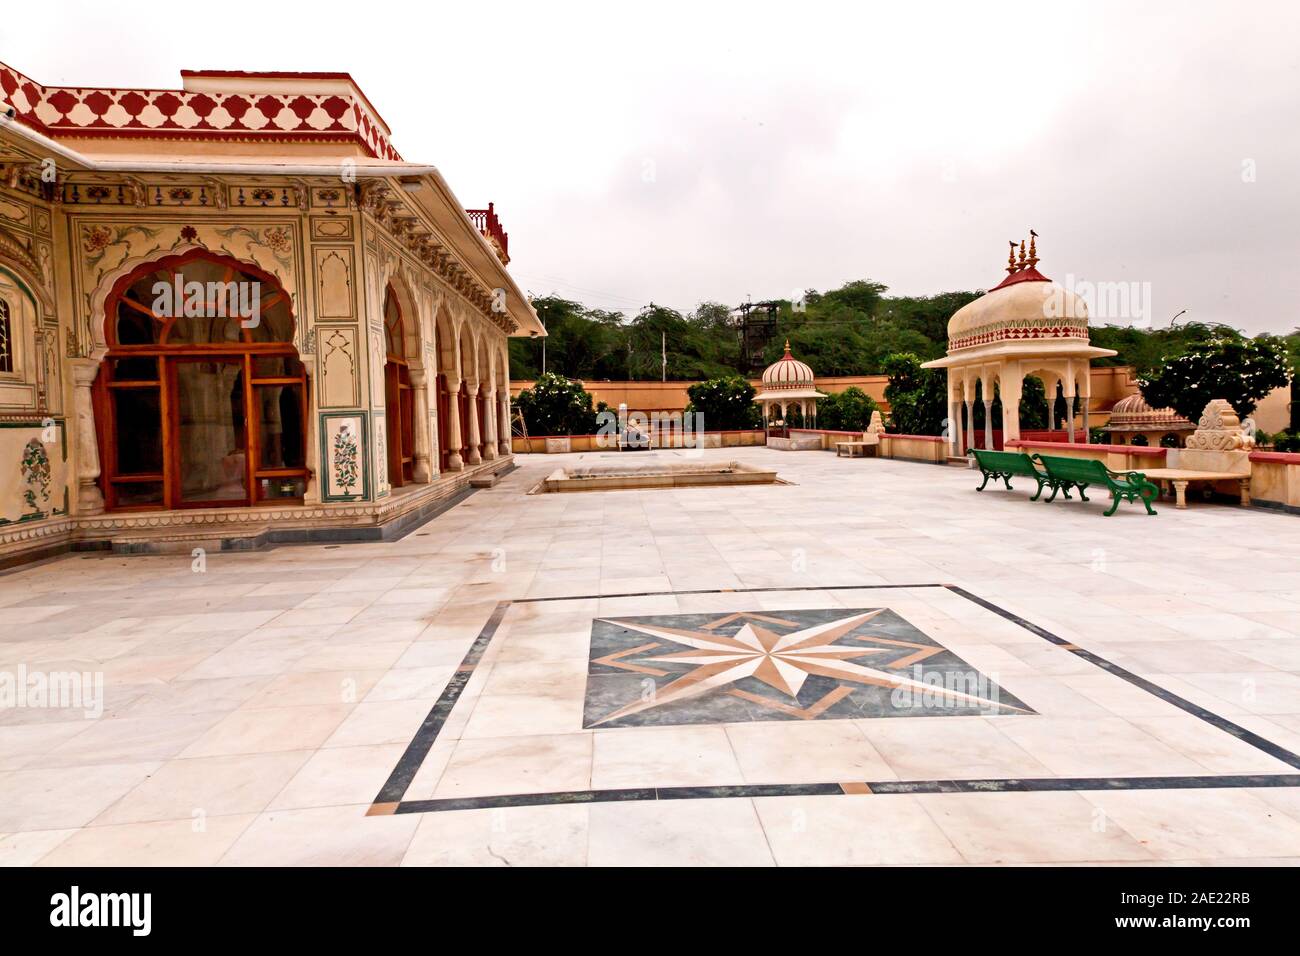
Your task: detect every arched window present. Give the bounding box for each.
[383,285,414,486]
[94,250,309,510]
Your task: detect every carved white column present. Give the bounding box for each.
[498,389,511,455]
[409,367,432,483]
[70,359,105,516]
[445,374,464,471]
[481,386,498,460]
[466,381,483,464]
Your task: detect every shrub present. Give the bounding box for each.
[882,352,947,435]
[1139,334,1292,423]
[514,372,599,436]
[817,386,880,431]
[685,376,760,431]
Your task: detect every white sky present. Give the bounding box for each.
[21,0,1300,332]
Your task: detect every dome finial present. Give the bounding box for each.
[1027,229,1039,269]
[1007,241,1018,274]
[783,339,791,355]
[1017,239,1027,271]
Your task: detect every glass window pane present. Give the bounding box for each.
[112,388,162,474]
[176,361,247,502]
[112,480,163,507]
[252,355,303,378]
[116,297,160,345]
[256,383,305,469]
[111,357,158,381]
[257,476,306,501]
[167,312,242,345]
[247,296,293,343]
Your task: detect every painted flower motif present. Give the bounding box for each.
[20,438,51,516]
[81,225,112,254]
[168,186,194,203]
[251,187,276,204]
[85,185,112,202]
[262,227,292,254]
[332,424,359,495]
[180,225,198,243]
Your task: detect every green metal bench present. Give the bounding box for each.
[967,449,1049,499]
[1033,453,1159,516]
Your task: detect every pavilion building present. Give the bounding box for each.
[753,342,825,436]
[0,60,544,564]
[923,235,1116,456]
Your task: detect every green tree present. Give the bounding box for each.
[817,386,880,431]
[514,372,600,436]
[882,352,948,435]
[1138,333,1292,422]
[684,376,759,431]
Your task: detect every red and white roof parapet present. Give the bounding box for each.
[0,62,401,160]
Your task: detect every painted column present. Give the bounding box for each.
[481,386,498,460]
[983,400,994,450]
[962,398,972,453]
[70,359,105,515]
[1000,376,1023,444]
[1064,388,1077,443]
[445,374,464,471]
[948,374,960,456]
[466,382,483,464]
[409,368,432,482]
[1081,389,1091,442]
[498,389,511,455]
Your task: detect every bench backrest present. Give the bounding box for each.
[1034,454,1110,483]
[970,449,1039,474]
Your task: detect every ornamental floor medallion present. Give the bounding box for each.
[582,607,1034,729]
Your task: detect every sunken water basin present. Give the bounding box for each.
[534,460,781,493]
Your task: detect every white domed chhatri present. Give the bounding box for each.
[753,341,827,434]
[761,342,817,390]
[923,233,1117,453]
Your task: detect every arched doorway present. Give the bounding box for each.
[93,250,309,510]
[383,285,414,487]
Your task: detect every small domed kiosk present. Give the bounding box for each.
[1101,393,1195,447]
[753,341,826,440]
[922,234,1116,455]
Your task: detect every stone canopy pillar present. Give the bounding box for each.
[409,367,432,482]
[498,390,511,455]
[466,382,483,465]
[70,359,105,515]
[445,374,464,471]
[481,386,498,460]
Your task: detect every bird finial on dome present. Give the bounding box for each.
[1007,241,1018,275]
[1027,229,1039,269]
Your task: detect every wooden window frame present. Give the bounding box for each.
[95,250,312,512]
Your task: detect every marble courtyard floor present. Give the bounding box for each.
[3,446,1300,866]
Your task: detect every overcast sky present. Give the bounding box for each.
[22,1,1300,332]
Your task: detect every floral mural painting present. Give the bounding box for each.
[21,438,51,517]
[332,423,359,496]
[79,223,163,273]
[214,224,294,268]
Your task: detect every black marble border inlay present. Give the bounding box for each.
[373,583,1300,815]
